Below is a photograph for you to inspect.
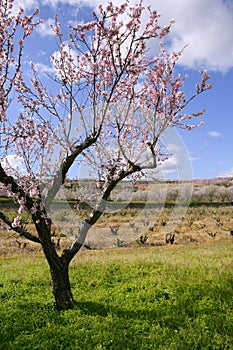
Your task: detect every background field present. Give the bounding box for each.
[0,241,233,349]
[0,202,232,254]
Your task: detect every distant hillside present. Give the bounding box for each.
[1,177,233,204]
[60,177,233,204]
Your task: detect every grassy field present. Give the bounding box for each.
[1,240,233,349]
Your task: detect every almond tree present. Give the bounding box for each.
[0,0,211,309]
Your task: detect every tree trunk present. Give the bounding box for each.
[50,263,74,310]
[33,217,74,310]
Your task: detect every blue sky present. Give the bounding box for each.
[12,0,233,179]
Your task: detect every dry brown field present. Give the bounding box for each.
[0,202,232,256]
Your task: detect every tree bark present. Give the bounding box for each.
[50,263,74,310]
[35,219,74,310]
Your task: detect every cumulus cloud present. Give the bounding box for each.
[31,62,55,75]
[219,167,233,177]
[208,131,222,137]
[41,0,96,8]
[13,0,38,14]
[151,0,233,72]
[158,156,178,176]
[36,18,56,37]
[157,144,185,177]
[14,0,233,72]
[44,0,233,73]
[1,155,26,175]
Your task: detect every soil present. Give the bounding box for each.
[0,204,232,256]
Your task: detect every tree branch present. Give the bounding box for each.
[0,163,34,210]
[60,163,142,264]
[45,131,99,207]
[0,163,51,234]
[0,211,40,243]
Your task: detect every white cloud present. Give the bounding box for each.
[41,0,96,8]
[219,167,233,177]
[1,155,26,175]
[31,62,55,75]
[51,44,79,78]
[208,131,221,137]
[189,156,202,161]
[166,143,181,153]
[157,156,179,176]
[14,0,233,72]
[36,18,56,37]
[13,0,38,14]
[154,0,233,72]
[152,0,233,72]
[57,0,233,73]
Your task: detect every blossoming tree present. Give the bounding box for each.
[0,0,211,309]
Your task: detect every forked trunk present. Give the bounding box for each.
[50,263,74,310]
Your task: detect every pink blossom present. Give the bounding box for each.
[12,216,22,228]
[0,0,211,258]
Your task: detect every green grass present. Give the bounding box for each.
[0,241,233,349]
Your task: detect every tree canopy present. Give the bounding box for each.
[0,0,211,309]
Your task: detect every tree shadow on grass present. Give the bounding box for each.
[2,297,161,324]
[74,300,110,317]
[74,300,161,323]
[2,298,232,350]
